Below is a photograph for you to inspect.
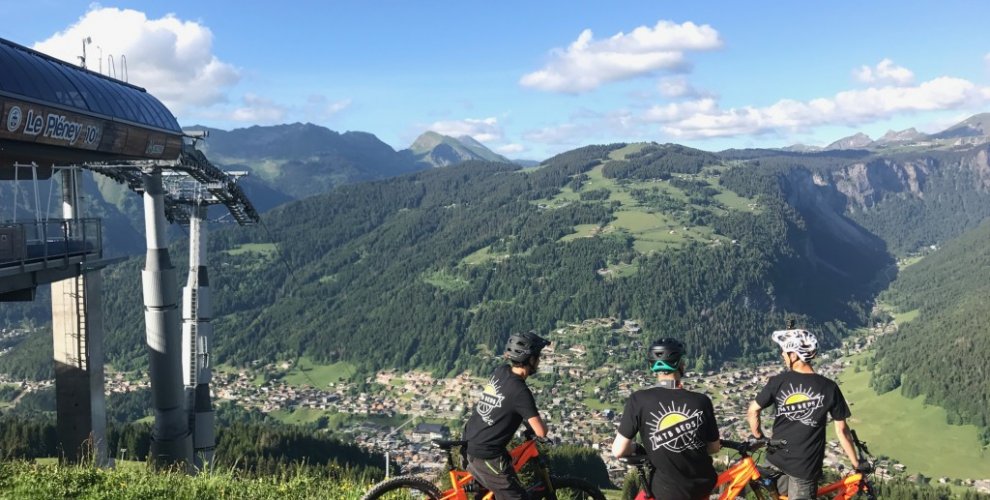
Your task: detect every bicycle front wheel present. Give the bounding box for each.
[361,475,442,500]
[539,476,607,500]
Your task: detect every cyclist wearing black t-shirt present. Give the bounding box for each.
[747,328,862,500]
[612,338,721,500]
[463,331,550,500]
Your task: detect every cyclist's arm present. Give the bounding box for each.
[746,400,765,438]
[706,440,721,455]
[527,415,547,438]
[611,433,635,458]
[833,419,860,469]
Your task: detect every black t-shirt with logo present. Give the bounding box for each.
[463,365,540,459]
[754,371,851,480]
[618,387,719,500]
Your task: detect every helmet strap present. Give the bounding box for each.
[656,379,678,389]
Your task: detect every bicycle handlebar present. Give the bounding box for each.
[720,438,787,454]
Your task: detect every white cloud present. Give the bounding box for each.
[305,95,352,121]
[428,117,503,142]
[853,59,914,86]
[229,93,287,123]
[657,76,990,139]
[523,123,587,145]
[496,143,526,155]
[520,20,722,93]
[658,76,705,99]
[643,97,719,122]
[32,7,239,115]
[985,52,990,67]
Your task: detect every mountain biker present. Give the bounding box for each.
[747,328,862,500]
[462,330,550,500]
[611,338,721,500]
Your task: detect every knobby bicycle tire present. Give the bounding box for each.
[361,475,442,500]
[535,476,607,500]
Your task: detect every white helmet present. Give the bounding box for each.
[771,329,818,362]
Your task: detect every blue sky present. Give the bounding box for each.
[3,1,989,159]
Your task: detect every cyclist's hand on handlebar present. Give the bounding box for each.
[855,463,874,474]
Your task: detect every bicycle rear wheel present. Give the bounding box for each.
[536,476,606,500]
[361,475,442,500]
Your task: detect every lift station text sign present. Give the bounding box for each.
[1,99,104,151]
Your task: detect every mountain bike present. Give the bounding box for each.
[362,433,606,499]
[717,434,875,500]
[620,438,787,500]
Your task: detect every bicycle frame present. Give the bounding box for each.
[715,454,765,500]
[439,439,542,500]
[814,472,870,500]
[623,449,765,500]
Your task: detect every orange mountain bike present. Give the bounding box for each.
[716,433,875,500]
[362,434,606,499]
[622,433,875,500]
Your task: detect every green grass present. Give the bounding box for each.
[0,460,368,499]
[608,142,650,161]
[898,255,925,269]
[837,352,990,479]
[422,270,471,291]
[559,224,601,242]
[270,407,327,425]
[541,162,753,254]
[714,188,757,212]
[892,308,920,325]
[224,243,277,257]
[282,357,356,387]
[581,398,615,411]
[461,245,513,265]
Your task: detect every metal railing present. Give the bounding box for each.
[0,218,102,268]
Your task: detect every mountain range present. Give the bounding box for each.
[783,113,990,152]
[3,113,990,444]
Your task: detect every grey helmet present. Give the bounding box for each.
[504,330,551,363]
[648,338,685,373]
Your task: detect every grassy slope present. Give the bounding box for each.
[282,356,356,388]
[837,351,990,480]
[0,461,367,500]
[532,144,757,254]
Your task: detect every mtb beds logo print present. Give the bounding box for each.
[647,402,706,452]
[777,383,825,427]
[477,377,505,426]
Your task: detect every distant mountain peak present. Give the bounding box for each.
[781,143,824,152]
[407,131,511,167]
[930,112,990,140]
[875,127,927,144]
[826,132,873,150]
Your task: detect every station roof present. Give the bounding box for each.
[0,37,180,133]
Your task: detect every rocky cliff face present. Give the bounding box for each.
[831,158,933,208]
[826,145,990,210]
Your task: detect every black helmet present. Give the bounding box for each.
[504,330,551,363]
[648,338,684,373]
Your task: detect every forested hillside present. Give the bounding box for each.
[59,142,893,378]
[192,123,427,200]
[871,219,990,443]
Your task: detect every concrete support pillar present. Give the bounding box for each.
[182,205,215,471]
[50,273,108,465]
[141,168,192,469]
[50,168,108,465]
